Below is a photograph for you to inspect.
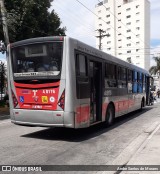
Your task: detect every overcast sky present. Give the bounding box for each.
[1,0,160,66]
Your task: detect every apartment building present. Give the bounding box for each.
[95,0,150,70]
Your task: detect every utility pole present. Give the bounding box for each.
[96,29,110,50]
[0,0,9,46]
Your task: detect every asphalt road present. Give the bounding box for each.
[0,104,160,174]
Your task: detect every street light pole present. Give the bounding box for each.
[0,0,9,46]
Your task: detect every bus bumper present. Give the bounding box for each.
[11,109,75,128]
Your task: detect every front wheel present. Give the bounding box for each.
[105,104,115,126]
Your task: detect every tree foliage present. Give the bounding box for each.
[0,0,66,44]
[149,56,160,76]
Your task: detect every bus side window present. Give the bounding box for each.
[105,63,117,87]
[128,69,133,93]
[76,54,89,99]
[133,71,138,93]
[118,67,127,88]
[76,54,87,77]
[138,72,143,93]
[143,74,146,92]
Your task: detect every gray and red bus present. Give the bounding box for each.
[7,36,151,128]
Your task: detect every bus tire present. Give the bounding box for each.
[105,104,115,126]
[140,99,144,111]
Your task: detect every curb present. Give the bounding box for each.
[99,121,160,174]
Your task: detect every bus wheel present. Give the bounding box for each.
[105,104,115,126]
[140,99,144,111]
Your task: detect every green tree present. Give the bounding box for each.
[0,0,66,44]
[149,56,160,76]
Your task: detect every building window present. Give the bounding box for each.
[136,34,140,38]
[127,29,131,32]
[118,19,121,22]
[136,27,140,30]
[106,21,110,24]
[107,48,111,50]
[127,43,131,47]
[127,57,132,63]
[106,14,110,18]
[98,10,101,13]
[136,49,139,52]
[118,5,121,8]
[136,20,140,23]
[107,28,110,31]
[106,7,110,11]
[118,46,122,48]
[99,24,102,26]
[126,15,131,18]
[126,8,131,11]
[136,5,139,8]
[118,12,121,15]
[118,26,121,28]
[136,12,140,15]
[126,22,131,25]
[118,53,122,55]
[104,0,108,3]
[107,41,111,44]
[136,56,140,58]
[127,50,131,53]
[136,42,140,45]
[118,33,121,35]
[99,17,101,20]
[127,36,131,39]
[118,39,122,42]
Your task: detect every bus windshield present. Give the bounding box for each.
[11,42,63,78]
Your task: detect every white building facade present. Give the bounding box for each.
[95,0,150,70]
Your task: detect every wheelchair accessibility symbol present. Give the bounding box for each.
[20,96,24,103]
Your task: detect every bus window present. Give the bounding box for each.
[11,42,63,78]
[133,71,138,93]
[142,74,146,92]
[76,54,87,77]
[138,72,143,93]
[128,69,133,81]
[128,69,133,93]
[118,67,127,88]
[105,63,117,87]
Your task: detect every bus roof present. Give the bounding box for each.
[10,36,64,48]
[10,36,150,76]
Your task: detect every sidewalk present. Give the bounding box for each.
[119,102,160,174]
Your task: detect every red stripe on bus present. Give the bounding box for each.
[14,81,60,89]
[115,99,135,112]
[76,106,90,124]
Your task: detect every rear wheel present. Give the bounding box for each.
[105,104,115,126]
[140,99,144,111]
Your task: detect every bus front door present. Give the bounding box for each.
[89,61,102,123]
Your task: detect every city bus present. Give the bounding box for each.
[7,36,151,128]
